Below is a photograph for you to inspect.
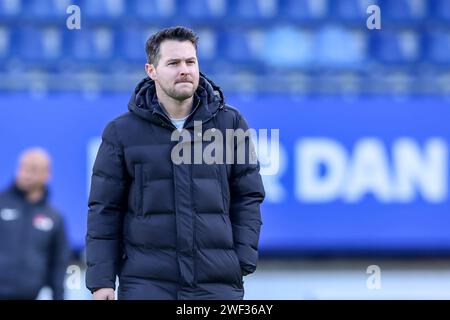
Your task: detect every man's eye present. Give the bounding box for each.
[168,62,177,65]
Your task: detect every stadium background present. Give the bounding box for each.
[1,0,450,299]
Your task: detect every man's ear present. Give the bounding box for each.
[145,63,157,80]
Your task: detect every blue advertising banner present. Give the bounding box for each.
[0,93,449,255]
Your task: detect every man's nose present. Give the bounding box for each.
[179,62,190,75]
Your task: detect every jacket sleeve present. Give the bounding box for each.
[47,215,70,300]
[86,121,129,292]
[229,113,265,276]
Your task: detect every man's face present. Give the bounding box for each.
[147,40,200,102]
[15,152,50,193]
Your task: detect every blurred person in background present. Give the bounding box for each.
[86,26,265,300]
[0,148,70,300]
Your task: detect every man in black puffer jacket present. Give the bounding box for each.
[0,148,70,300]
[86,26,265,300]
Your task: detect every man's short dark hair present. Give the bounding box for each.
[145,26,199,66]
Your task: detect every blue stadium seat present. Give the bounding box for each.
[430,0,450,21]
[370,29,421,64]
[196,29,218,63]
[331,0,379,22]
[279,0,328,22]
[68,27,115,63]
[261,26,314,68]
[0,26,12,61]
[18,26,64,64]
[316,26,367,68]
[220,29,263,66]
[426,29,450,64]
[80,0,125,19]
[229,0,278,19]
[179,0,227,19]
[380,0,427,23]
[0,0,22,18]
[23,0,72,19]
[130,0,177,19]
[119,26,154,63]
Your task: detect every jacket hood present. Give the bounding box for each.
[128,72,225,127]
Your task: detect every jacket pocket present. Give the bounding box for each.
[134,164,143,216]
[118,246,128,277]
[231,249,244,288]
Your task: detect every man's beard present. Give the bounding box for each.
[161,82,197,102]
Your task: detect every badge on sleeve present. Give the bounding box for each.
[0,208,20,221]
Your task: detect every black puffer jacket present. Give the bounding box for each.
[0,185,70,300]
[86,73,265,300]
